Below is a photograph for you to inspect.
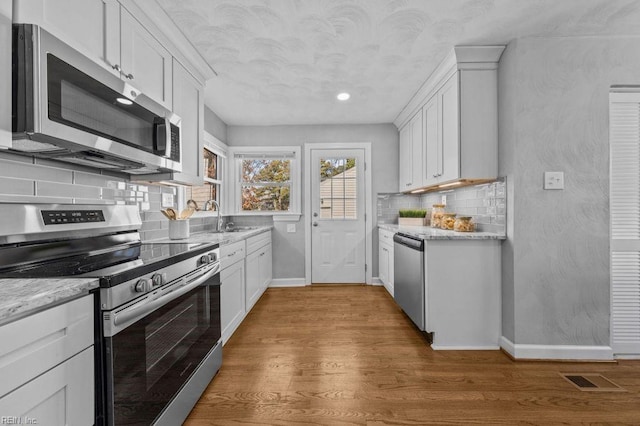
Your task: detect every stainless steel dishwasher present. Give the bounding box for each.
[393,233,425,331]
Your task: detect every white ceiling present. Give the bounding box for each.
[156,0,640,126]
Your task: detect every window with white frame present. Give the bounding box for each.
[230,147,301,215]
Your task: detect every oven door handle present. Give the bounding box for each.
[107,262,220,336]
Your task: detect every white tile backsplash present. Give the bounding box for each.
[377,178,507,233]
[0,152,180,241]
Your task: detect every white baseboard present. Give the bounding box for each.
[371,277,383,286]
[269,278,307,287]
[500,336,614,361]
[432,345,500,351]
[614,354,640,360]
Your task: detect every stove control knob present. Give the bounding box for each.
[151,274,164,287]
[199,255,210,265]
[208,252,217,262]
[135,278,151,293]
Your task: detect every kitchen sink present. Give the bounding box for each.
[210,226,259,234]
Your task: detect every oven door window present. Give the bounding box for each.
[107,279,220,424]
[46,54,160,154]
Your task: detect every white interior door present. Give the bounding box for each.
[311,149,366,283]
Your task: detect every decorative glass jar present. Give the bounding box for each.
[430,204,445,228]
[440,213,457,230]
[454,216,475,232]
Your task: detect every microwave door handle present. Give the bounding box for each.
[164,117,171,157]
[153,117,170,155]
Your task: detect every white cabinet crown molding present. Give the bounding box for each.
[394,45,505,129]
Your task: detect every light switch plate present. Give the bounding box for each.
[544,171,564,190]
[287,224,296,233]
[441,195,447,205]
[161,193,174,207]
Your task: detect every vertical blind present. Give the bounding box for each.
[610,92,640,355]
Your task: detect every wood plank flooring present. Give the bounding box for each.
[186,285,640,425]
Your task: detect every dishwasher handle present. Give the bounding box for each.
[393,232,424,251]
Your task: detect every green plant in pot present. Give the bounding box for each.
[398,209,428,226]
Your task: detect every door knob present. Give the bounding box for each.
[313,222,318,227]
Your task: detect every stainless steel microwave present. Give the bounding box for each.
[11,24,181,174]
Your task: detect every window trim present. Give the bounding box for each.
[229,146,301,217]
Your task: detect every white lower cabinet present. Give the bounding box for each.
[425,240,501,349]
[0,347,94,425]
[220,230,272,343]
[220,256,245,344]
[378,228,395,296]
[0,294,94,424]
[245,231,272,312]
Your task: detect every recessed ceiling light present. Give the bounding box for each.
[337,92,350,101]
[116,97,133,105]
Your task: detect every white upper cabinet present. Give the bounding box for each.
[398,110,424,192]
[398,124,412,190]
[423,94,439,186]
[170,58,204,185]
[13,0,121,77]
[120,8,172,109]
[14,0,174,110]
[396,46,504,190]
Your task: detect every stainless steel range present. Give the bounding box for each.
[0,203,221,426]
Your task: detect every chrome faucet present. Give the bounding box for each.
[204,199,223,232]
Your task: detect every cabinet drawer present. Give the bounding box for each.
[0,295,94,398]
[246,230,271,255]
[379,228,395,245]
[221,240,246,269]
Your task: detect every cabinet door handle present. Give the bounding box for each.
[125,73,134,80]
[112,64,121,72]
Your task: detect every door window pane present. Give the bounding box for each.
[319,158,357,219]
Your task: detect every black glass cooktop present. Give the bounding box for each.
[0,234,217,287]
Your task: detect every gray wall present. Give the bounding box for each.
[204,106,228,143]
[227,124,399,279]
[499,35,640,346]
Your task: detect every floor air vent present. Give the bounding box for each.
[560,373,625,392]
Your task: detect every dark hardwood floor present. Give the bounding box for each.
[186,285,640,425]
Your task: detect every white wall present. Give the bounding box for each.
[227,124,399,279]
[499,35,640,346]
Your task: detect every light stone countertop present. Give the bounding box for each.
[0,278,99,326]
[149,226,274,245]
[0,227,272,326]
[379,224,506,240]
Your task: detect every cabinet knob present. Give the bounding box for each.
[112,64,121,72]
[313,212,318,217]
[313,222,318,227]
[126,73,134,80]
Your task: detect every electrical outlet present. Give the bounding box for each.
[441,195,447,205]
[161,193,174,207]
[287,224,296,233]
[544,171,565,190]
